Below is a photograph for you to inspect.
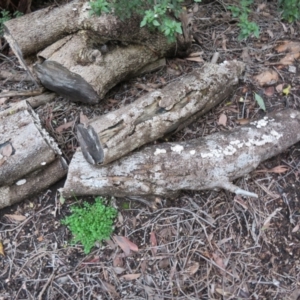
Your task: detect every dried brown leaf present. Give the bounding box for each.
[56,120,75,133]
[212,252,226,270]
[37,236,44,242]
[278,52,300,65]
[1,143,13,157]
[0,241,4,256]
[216,288,232,296]
[236,118,250,125]
[262,208,282,230]
[218,113,227,126]
[185,56,204,63]
[185,262,199,276]
[264,86,275,97]
[292,224,299,233]
[234,195,249,210]
[254,69,279,86]
[276,40,300,53]
[102,281,119,296]
[120,273,141,281]
[113,267,126,274]
[150,231,157,256]
[255,165,288,174]
[158,259,170,269]
[113,235,138,256]
[5,214,26,222]
[241,47,251,62]
[79,112,89,126]
[276,83,284,93]
[113,255,124,267]
[188,51,203,57]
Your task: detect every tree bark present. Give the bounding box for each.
[4,1,191,103]
[62,109,300,199]
[76,61,245,165]
[0,100,67,208]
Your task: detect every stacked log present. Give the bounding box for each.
[0,101,67,209]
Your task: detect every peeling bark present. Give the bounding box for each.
[62,109,300,199]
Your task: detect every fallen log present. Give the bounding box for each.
[76,60,245,165]
[0,100,67,209]
[4,1,192,103]
[62,109,300,199]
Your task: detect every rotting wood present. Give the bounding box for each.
[76,61,245,165]
[0,100,67,209]
[62,109,300,199]
[4,1,192,103]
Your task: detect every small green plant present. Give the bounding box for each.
[61,197,117,254]
[227,0,259,40]
[0,10,23,36]
[279,0,300,22]
[89,0,201,42]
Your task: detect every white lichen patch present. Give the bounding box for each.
[171,145,184,153]
[190,150,196,155]
[16,179,26,185]
[251,117,275,128]
[223,145,237,155]
[154,148,167,155]
[200,129,283,159]
[270,130,282,139]
[201,148,223,158]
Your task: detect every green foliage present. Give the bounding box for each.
[227,0,259,40]
[61,197,117,254]
[279,0,300,22]
[89,0,201,42]
[0,10,23,36]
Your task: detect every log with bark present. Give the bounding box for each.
[76,60,245,165]
[0,100,67,209]
[4,0,193,104]
[62,109,300,199]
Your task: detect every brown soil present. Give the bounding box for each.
[1,0,300,299]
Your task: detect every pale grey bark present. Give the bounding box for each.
[0,101,67,208]
[4,1,190,103]
[78,61,245,165]
[62,109,300,199]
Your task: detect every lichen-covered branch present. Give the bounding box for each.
[62,109,300,199]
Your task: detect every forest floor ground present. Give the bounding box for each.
[1,0,300,299]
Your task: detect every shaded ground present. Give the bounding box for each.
[1,0,300,299]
